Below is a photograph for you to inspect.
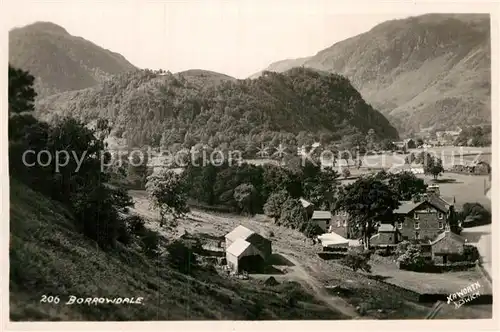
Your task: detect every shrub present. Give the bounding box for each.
[140,229,160,257]
[395,240,410,257]
[397,244,427,269]
[342,249,372,272]
[374,248,392,256]
[462,244,480,262]
[165,239,199,274]
[125,215,146,235]
[116,218,132,245]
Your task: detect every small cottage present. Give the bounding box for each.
[311,211,332,232]
[370,224,401,247]
[429,230,466,264]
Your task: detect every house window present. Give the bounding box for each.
[415,232,420,240]
[343,220,347,227]
[438,212,444,220]
[438,222,443,229]
[414,212,419,220]
[414,222,420,230]
[336,221,341,227]
[397,222,403,229]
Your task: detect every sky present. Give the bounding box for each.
[4,0,493,78]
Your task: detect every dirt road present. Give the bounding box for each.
[278,251,361,319]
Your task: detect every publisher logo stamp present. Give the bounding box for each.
[447,281,481,309]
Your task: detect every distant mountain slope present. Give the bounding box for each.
[174,69,236,89]
[36,68,398,149]
[9,21,137,98]
[254,14,491,135]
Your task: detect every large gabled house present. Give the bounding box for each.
[391,193,456,242]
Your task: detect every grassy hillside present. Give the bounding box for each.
[9,22,137,98]
[9,178,346,321]
[36,67,398,149]
[255,14,491,135]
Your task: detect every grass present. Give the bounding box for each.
[9,178,346,321]
[368,255,492,295]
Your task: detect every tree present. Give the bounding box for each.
[341,151,350,168]
[459,202,491,226]
[278,198,307,229]
[263,190,290,222]
[233,183,258,215]
[424,156,444,180]
[335,177,400,249]
[380,139,395,151]
[301,165,339,210]
[127,150,151,189]
[146,169,189,227]
[386,171,427,201]
[8,65,37,114]
[406,139,416,149]
[365,128,376,151]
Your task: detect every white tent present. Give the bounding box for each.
[318,232,349,248]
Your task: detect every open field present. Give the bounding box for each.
[369,255,492,295]
[415,173,491,210]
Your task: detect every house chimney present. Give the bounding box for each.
[426,185,440,196]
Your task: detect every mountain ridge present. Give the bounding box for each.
[9,21,138,98]
[253,13,491,135]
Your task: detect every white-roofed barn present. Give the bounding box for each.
[224,225,272,273]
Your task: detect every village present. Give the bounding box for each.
[126,132,493,319]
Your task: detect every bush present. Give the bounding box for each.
[125,215,146,235]
[462,245,480,262]
[374,247,393,256]
[116,218,132,245]
[397,244,427,269]
[165,239,199,274]
[342,249,372,272]
[140,229,160,257]
[395,240,410,257]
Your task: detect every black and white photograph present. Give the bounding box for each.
[2,0,497,328]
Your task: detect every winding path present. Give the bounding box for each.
[278,251,361,319]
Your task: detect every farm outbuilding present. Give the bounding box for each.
[429,230,466,264]
[224,225,272,273]
[311,210,332,232]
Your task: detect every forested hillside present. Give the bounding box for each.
[37,68,399,150]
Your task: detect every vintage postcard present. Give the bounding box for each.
[1,0,498,331]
